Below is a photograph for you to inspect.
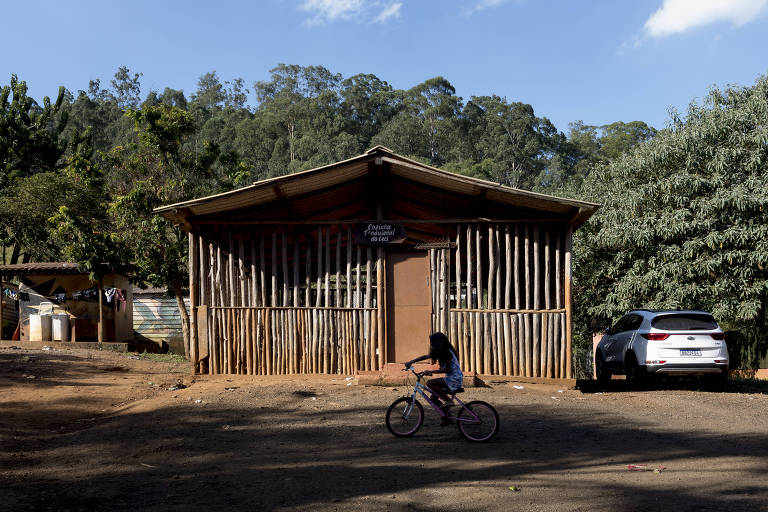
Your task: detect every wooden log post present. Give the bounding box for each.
[487,225,495,374]
[336,230,342,371]
[464,225,473,370]
[544,230,553,378]
[504,225,512,375]
[239,239,247,373]
[259,234,267,374]
[513,225,521,375]
[198,235,208,373]
[455,227,464,365]
[475,226,484,373]
[440,249,448,334]
[533,224,540,377]
[293,239,300,373]
[228,232,236,372]
[209,243,216,374]
[365,247,373,370]
[314,228,323,374]
[555,232,563,378]
[494,226,502,374]
[565,227,574,379]
[523,225,531,376]
[376,247,385,370]
[356,245,365,370]
[324,228,331,373]
[251,240,259,375]
[189,232,199,371]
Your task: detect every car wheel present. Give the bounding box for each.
[595,351,612,383]
[625,352,646,388]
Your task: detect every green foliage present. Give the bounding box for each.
[574,76,768,367]
[0,74,69,261]
[0,74,67,191]
[50,128,126,279]
[459,95,561,189]
[106,104,223,290]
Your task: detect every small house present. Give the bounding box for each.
[156,147,599,378]
[0,262,133,343]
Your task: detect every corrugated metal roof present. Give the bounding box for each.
[0,262,82,275]
[155,146,599,226]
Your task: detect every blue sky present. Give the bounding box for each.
[2,0,767,133]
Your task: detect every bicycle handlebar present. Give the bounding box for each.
[402,365,432,379]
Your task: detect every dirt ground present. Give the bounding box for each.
[1,346,767,512]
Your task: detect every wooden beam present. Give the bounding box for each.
[191,218,570,225]
[272,185,296,219]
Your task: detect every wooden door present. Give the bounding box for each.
[386,251,432,363]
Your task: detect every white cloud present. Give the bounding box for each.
[644,0,768,38]
[300,0,402,25]
[374,2,402,23]
[462,0,508,16]
[301,0,363,24]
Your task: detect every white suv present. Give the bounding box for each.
[595,310,729,385]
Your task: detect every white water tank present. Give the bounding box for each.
[29,314,52,342]
[52,314,70,341]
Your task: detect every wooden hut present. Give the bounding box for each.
[156,147,598,378]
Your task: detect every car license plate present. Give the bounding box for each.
[680,349,701,356]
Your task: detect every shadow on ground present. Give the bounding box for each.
[2,398,767,510]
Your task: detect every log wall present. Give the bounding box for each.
[190,226,380,375]
[189,221,573,378]
[443,223,571,378]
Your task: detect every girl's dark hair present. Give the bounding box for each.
[429,332,457,368]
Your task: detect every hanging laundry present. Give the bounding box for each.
[72,288,99,302]
[104,287,116,305]
[54,293,66,304]
[114,288,127,312]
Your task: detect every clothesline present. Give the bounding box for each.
[2,287,127,311]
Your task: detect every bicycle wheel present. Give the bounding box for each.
[457,400,499,442]
[386,397,424,437]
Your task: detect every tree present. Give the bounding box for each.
[574,76,768,369]
[373,77,462,166]
[458,95,560,189]
[563,120,657,192]
[190,71,226,115]
[0,75,68,262]
[104,104,224,356]
[50,129,129,342]
[340,73,400,147]
[110,66,143,110]
[253,64,343,168]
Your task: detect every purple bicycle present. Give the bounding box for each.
[385,365,499,442]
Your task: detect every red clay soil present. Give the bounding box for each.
[1,346,767,511]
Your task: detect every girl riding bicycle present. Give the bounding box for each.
[405,332,463,422]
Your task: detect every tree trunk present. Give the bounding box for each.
[172,279,191,358]
[97,278,104,344]
[10,244,20,265]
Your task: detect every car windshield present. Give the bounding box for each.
[651,314,718,331]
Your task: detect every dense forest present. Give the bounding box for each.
[1,65,766,369]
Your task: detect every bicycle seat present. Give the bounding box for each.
[452,388,465,394]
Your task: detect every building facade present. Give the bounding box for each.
[156,147,598,377]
